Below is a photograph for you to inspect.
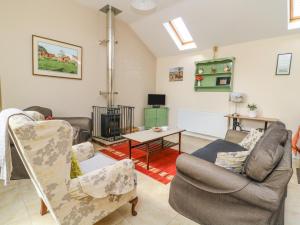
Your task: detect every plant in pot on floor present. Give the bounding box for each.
[247,103,257,118]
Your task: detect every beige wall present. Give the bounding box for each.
[156,34,300,133]
[0,0,156,126]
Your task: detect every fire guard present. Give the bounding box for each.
[92,105,134,142]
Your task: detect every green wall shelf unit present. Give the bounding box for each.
[144,107,169,129]
[194,57,235,92]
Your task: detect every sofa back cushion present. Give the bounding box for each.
[244,122,287,182]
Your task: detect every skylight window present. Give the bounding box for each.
[290,0,300,21]
[164,17,197,51]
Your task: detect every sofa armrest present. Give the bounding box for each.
[176,154,287,211]
[54,117,92,132]
[232,180,282,211]
[176,154,250,194]
[72,142,95,162]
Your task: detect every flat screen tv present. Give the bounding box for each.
[148,94,166,106]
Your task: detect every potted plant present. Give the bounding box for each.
[247,103,257,118]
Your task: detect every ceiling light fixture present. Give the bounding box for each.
[130,0,157,11]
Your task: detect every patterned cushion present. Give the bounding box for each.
[70,152,82,179]
[239,129,263,151]
[215,151,250,173]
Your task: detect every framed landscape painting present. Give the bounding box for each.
[32,35,82,79]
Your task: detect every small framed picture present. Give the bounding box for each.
[216,77,231,86]
[169,67,183,81]
[32,35,82,80]
[276,53,292,75]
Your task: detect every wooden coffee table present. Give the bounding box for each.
[122,128,185,170]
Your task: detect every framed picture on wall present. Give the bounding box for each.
[276,53,292,75]
[169,67,183,81]
[32,35,82,79]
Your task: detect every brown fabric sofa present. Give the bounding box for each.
[24,106,92,144]
[169,122,293,225]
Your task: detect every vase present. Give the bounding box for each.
[197,80,201,87]
[248,110,257,118]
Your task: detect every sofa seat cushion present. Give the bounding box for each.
[192,139,248,163]
[244,122,287,182]
[79,153,117,174]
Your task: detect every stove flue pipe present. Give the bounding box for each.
[100,5,121,107]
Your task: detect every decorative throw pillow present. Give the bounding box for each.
[215,151,250,173]
[70,152,83,179]
[239,129,263,151]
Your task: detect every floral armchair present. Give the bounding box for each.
[8,114,137,225]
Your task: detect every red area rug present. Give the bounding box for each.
[99,141,179,184]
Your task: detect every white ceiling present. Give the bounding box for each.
[77,0,300,57]
[76,0,181,23]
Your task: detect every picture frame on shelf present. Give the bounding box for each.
[216,77,231,86]
[32,35,82,80]
[276,53,292,75]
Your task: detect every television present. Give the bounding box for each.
[148,94,166,106]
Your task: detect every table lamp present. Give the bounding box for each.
[229,92,244,116]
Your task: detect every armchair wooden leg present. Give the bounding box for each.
[129,197,138,216]
[40,199,48,216]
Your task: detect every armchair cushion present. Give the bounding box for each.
[79,153,116,174]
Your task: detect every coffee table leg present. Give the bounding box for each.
[129,140,132,159]
[146,143,149,170]
[179,132,182,154]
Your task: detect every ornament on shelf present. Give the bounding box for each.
[224,64,231,73]
[211,66,217,74]
[195,75,204,87]
[198,67,204,74]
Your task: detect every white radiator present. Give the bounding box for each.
[177,109,227,138]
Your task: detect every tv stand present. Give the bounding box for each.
[144,107,169,129]
[152,105,161,108]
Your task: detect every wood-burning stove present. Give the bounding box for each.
[101,112,120,138]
